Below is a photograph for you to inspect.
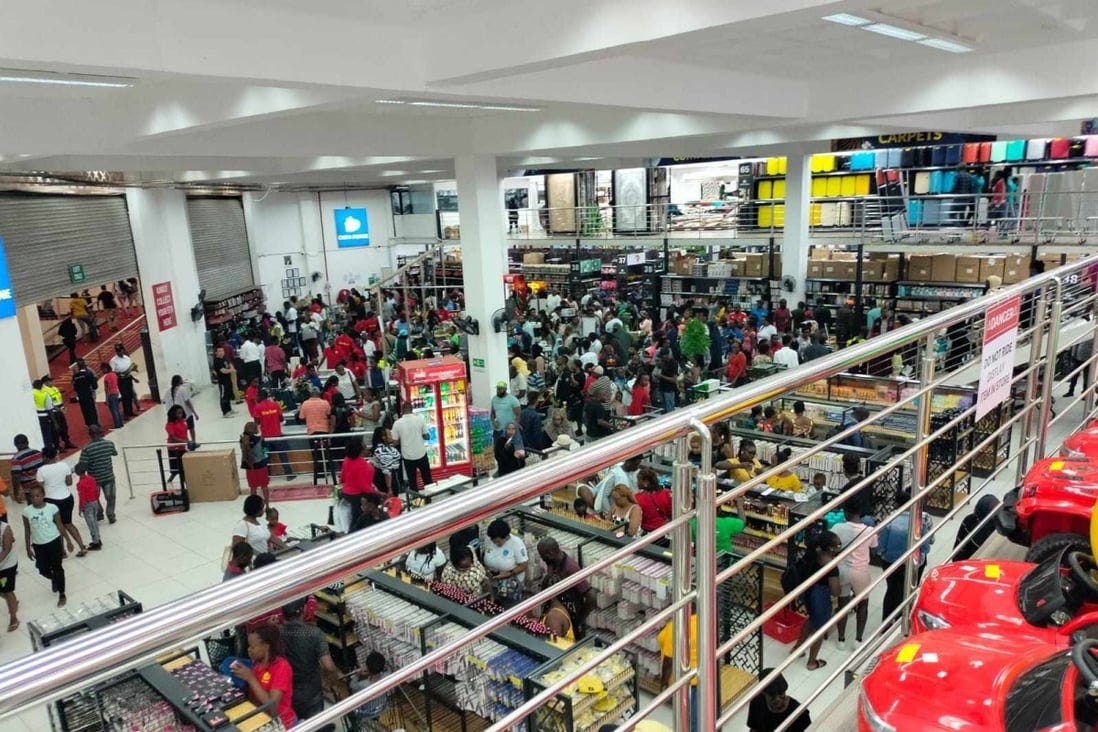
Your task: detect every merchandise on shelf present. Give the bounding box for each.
[470,407,496,476]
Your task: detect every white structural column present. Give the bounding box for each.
[454,154,509,408]
[17,305,49,381]
[0,298,44,446]
[781,152,811,307]
[126,188,210,393]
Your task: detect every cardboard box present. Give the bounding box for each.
[821,261,843,279]
[729,259,746,277]
[762,253,782,277]
[907,255,934,281]
[670,255,697,276]
[742,253,764,278]
[522,251,545,265]
[0,458,11,491]
[859,261,885,282]
[807,261,826,278]
[1002,255,1030,284]
[955,255,982,283]
[182,450,241,502]
[931,254,957,283]
[979,256,1005,282]
[830,251,857,261]
[810,248,831,261]
[838,261,858,279]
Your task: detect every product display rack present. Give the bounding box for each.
[511,505,764,705]
[524,638,638,732]
[894,281,987,317]
[204,285,264,327]
[29,590,143,652]
[35,593,282,732]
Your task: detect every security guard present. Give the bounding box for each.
[31,379,57,451]
[42,375,76,450]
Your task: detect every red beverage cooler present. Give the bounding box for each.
[394,356,472,479]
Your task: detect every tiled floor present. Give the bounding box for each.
[1,366,1093,731]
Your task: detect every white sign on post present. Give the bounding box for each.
[975,295,1021,420]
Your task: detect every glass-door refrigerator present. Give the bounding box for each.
[395,356,472,480]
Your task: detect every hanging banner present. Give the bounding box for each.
[152,281,177,331]
[334,207,371,247]
[976,295,1021,420]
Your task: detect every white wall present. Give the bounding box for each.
[126,188,210,391]
[244,190,405,305]
[393,213,438,240]
[0,312,44,448]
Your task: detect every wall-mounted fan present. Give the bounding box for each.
[454,315,480,335]
[781,275,797,293]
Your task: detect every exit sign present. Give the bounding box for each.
[68,264,85,283]
[472,358,485,368]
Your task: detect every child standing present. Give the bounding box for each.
[75,463,103,551]
[265,507,286,541]
[22,485,72,607]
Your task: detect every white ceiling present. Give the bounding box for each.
[0,0,1096,189]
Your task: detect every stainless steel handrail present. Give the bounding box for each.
[0,258,1089,720]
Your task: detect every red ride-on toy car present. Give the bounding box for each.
[910,550,1098,640]
[858,619,1098,731]
[1062,420,1098,459]
[996,457,1098,563]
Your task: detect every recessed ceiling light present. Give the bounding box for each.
[918,37,973,53]
[0,69,135,88]
[862,23,927,41]
[822,13,871,26]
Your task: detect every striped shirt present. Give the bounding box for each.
[10,448,43,487]
[79,439,118,484]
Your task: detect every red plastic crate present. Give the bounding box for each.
[763,602,807,644]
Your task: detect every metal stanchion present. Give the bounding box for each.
[671,435,694,732]
[690,418,717,732]
[902,335,935,635]
[1017,285,1050,484]
[1037,278,1064,459]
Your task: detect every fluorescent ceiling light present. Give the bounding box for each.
[0,69,135,88]
[574,157,603,161]
[822,13,871,26]
[862,23,926,41]
[918,37,973,53]
[402,179,429,184]
[419,169,446,173]
[375,98,539,112]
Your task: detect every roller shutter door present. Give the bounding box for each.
[0,193,137,306]
[186,197,254,300]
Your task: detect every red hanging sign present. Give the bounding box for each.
[152,281,177,331]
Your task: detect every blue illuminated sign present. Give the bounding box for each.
[334,207,370,247]
[0,236,15,319]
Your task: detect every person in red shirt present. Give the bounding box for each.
[74,462,102,550]
[254,390,295,480]
[321,344,343,370]
[240,422,270,506]
[634,468,673,535]
[347,352,367,383]
[322,376,340,404]
[340,441,376,530]
[627,373,650,416]
[165,406,190,490]
[231,624,297,729]
[726,340,748,386]
[100,363,123,429]
[244,378,261,418]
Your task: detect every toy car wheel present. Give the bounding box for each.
[1025,532,1090,564]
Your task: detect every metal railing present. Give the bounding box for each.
[495,188,1098,245]
[0,259,1096,731]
